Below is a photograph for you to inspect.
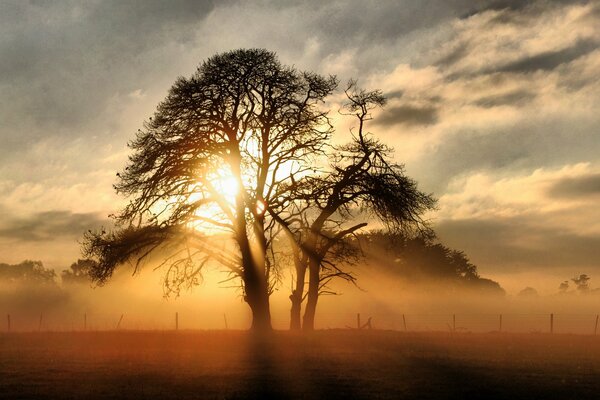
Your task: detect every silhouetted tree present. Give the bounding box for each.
[558,280,569,293]
[61,259,96,285]
[82,49,337,331]
[274,82,436,330]
[518,287,539,298]
[572,274,590,292]
[0,260,56,285]
[348,230,504,294]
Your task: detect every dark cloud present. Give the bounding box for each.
[415,117,600,192]
[473,89,536,108]
[375,105,438,127]
[0,211,108,242]
[308,0,480,46]
[493,39,598,74]
[461,0,588,19]
[385,89,404,100]
[434,43,470,67]
[0,0,219,157]
[547,173,600,198]
[436,216,600,272]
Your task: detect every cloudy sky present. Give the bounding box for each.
[0,0,598,293]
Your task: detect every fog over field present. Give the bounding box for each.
[2,253,599,333]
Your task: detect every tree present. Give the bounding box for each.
[572,274,590,292]
[558,280,569,293]
[518,287,539,298]
[347,230,504,294]
[0,260,57,285]
[82,49,337,331]
[274,82,436,330]
[61,259,96,285]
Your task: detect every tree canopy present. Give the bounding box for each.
[82,49,440,331]
[83,49,338,331]
[0,260,56,285]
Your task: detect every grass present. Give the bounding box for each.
[1,330,600,399]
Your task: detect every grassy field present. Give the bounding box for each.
[1,330,600,399]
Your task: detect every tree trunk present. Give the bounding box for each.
[238,228,272,332]
[289,255,307,330]
[302,257,320,331]
[242,254,272,332]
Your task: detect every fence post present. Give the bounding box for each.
[39,313,43,331]
[224,313,228,330]
[402,314,407,332]
[7,314,10,332]
[550,313,554,334]
[595,315,598,336]
[499,314,503,333]
[175,312,179,331]
[84,313,87,331]
[453,314,456,332]
[116,314,124,330]
[357,313,361,330]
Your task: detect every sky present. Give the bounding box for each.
[0,0,598,294]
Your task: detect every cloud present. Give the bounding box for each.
[436,216,600,272]
[547,173,600,198]
[0,211,108,242]
[473,89,537,108]
[0,0,219,157]
[432,164,600,276]
[414,116,600,192]
[490,39,598,74]
[375,105,439,127]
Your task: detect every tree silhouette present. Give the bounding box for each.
[558,280,569,293]
[572,274,590,292]
[349,230,504,294]
[274,82,436,330]
[82,49,337,331]
[518,287,539,298]
[61,259,96,285]
[0,260,56,285]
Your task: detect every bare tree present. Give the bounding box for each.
[82,49,337,331]
[273,81,436,330]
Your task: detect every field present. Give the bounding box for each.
[1,330,600,399]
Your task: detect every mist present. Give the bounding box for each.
[2,253,599,335]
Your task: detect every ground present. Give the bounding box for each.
[1,330,599,399]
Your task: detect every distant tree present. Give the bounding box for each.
[82,49,337,331]
[61,259,96,285]
[518,287,539,298]
[558,280,569,293]
[348,230,504,294]
[0,260,56,285]
[274,82,436,330]
[572,274,591,292]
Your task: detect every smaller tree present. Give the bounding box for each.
[274,81,436,330]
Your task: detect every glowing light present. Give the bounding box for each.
[212,172,239,204]
[256,199,266,215]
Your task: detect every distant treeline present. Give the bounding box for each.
[0,259,94,286]
[0,232,502,293]
[349,231,505,294]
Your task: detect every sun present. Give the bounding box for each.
[212,171,239,204]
